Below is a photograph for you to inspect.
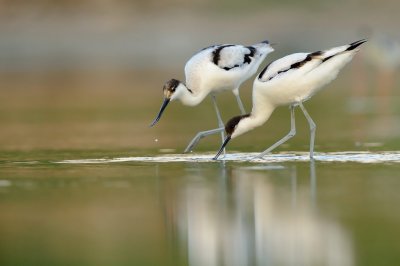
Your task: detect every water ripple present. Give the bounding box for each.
[56,151,400,164]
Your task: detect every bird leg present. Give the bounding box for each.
[183,95,226,153]
[255,105,296,159]
[232,88,246,114]
[211,95,225,128]
[184,127,225,153]
[299,102,316,159]
[211,94,226,142]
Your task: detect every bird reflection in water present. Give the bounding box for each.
[166,161,353,266]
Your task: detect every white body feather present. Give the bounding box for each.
[253,46,359,112]
[231,40,365,139]
[174,42,274,106]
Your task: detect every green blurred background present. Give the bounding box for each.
[0,1,400,266]
[0,0,399,153]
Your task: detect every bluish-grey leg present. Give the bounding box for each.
[211,95,226,145]
[299,102,316,159]
[255,105,296,159]
[184,127,224,153]
[233,88,246,114]
[183,95,226,153]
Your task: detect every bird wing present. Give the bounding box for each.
[257,53,312,82]
[211,45,256,70]
[258,39,367,82]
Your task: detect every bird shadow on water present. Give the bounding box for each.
[157,160,355,266]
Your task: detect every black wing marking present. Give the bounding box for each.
[346,39,367,51]
[243,46,256,64]
[212,45,235,65]
[322,39,367,63]
[257,62,272,80]
[258,51,323,81]
[212,45,257,71]
[258,39,366,82]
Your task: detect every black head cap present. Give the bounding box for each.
[213,113,251,160]
[163,79,180,93]
[225,114,250,136]
[150,79,180,127]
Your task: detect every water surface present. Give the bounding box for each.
[0,44,399,265]
[1,151,400,266]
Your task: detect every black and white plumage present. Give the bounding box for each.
[210,44,257,70]
[150,40,274,152]
[214,39,367,160]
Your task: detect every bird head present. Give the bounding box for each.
[213,113,251,160]
[150,79,181,127]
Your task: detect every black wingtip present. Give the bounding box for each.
[347,39,367,51]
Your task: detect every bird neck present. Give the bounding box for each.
[232,102,275,139]
[250,97,276,126]
[177,83,208,106]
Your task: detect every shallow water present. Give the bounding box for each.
[0,66,400,265]
[57,151,400,164]
[1,151,400,266]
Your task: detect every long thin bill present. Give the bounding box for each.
[150,98,170,127]
[213,136,231,160]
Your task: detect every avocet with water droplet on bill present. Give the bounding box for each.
[149,41,274,152]
[213,39,367,160]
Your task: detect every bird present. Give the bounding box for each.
[149,40,274,153]
[213,39,367,160]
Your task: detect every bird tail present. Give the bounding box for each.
[253,40,274,52]
[319,39,367,60]
[346,39,368,51]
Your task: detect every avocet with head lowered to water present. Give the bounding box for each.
[150,40,274,152]
[213,39,367,160]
